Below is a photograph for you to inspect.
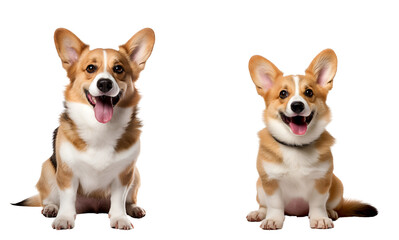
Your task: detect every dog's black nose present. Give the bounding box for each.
[291,101,305,114]
[97,78,113,93]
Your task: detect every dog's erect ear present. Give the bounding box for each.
[249,55,283,96]
[54,28,88,71]
[119,28,155,72]
[306,49,337,91]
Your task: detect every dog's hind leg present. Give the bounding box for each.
[37,159,60,218]
[246,178,267,222]
[125,166,146,218]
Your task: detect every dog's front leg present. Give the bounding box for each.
[260,186,285,230]
[109,179,133,230]
[308,187,334,229]
[52,177,78,230]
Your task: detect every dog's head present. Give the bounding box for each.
[249,49,337,146]
[54,28,155,123]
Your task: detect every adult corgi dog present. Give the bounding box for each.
[246,49,377,230]
[13,28,155,230]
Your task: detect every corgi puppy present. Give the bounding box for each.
[246,49,377,230]
[13,28,155,230]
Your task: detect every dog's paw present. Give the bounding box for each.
[110,215,133,230]
[42,204,58,218]
[260,218,284,230]
[52,215,75,230]
[246,210,266,222]
[310,217,334,229]
[126,204,146,218]
[327,209,338,221]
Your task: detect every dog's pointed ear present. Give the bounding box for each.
[54,28,88,71]
[249,55,283,96]
[119,28,155,73]
[306,49,337,91]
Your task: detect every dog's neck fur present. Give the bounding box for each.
[60,101,140,151]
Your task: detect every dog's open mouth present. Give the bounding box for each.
[84,89,122,124]
[280,112,314,135]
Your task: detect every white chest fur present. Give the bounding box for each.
[60,140,140,193]
[59,102,140,193]
[262,145,331,202]
[66,101,134,148]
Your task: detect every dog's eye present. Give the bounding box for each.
[305,89,314,97]
[86,64,97,74]
[113,65,124,74]
[279,90,289,99]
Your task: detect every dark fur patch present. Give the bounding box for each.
[338,200,378,218]
[354,204,378,217]
[11,199,28,206]
[61,111,71,122]
[50,127,59,170]
[271,134,315,148]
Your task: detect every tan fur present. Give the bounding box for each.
[15,29,154,227]
[54,28,88,73]
[127,166,141,204]
[14,195,41,207]
[59,112,87,151]
[55,159,74,191]
[336,199,376,217]
[257,128,338,198]
[256,129,282,195]
[115,93,142,152]
[52,28,152,199]
[36,159,56,204]
[119,162,136,187]
[314,132,334,194]
[247,49,377,228]
[328,174,344,209]
[54,130,74,190]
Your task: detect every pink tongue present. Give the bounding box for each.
[94,97,113,123]
[289,122,307,135]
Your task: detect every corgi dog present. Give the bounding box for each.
[13,28,155,230]
[246,49,377,230]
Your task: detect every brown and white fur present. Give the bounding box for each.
[246,49,377,230]
[13,28,155,230]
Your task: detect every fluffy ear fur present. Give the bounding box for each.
[54,28,88,71]
[119,28,155,73]
[305,49,337,91]
[249,55,283,96]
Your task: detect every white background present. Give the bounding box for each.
[0,0,397,239]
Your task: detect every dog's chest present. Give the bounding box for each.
[59,102,139,192]
[60,141,140,192]
[262,145,330,199]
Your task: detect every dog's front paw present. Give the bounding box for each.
[52,215,75,230]
[260,217,284,230]
[246,210,266,222]
[126,204,146,218]
[310,217,334,229]
[110,215,133,230]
